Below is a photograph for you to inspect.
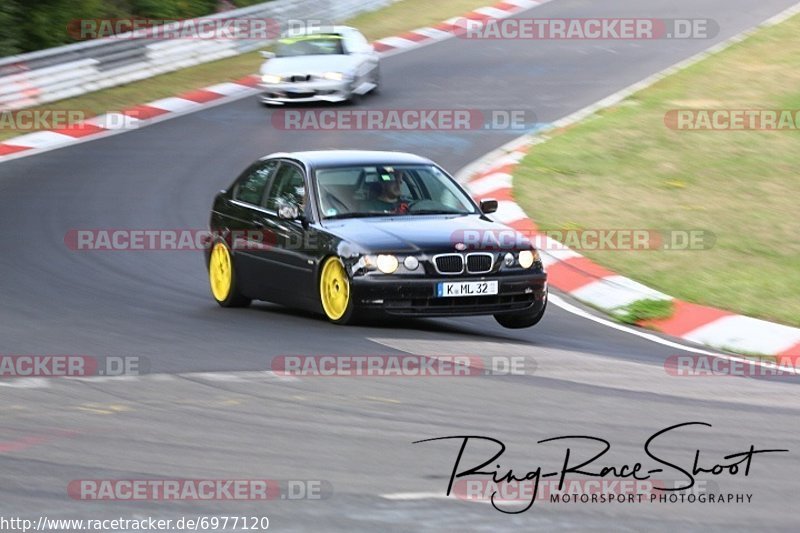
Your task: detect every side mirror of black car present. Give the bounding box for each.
[480,199,498,214]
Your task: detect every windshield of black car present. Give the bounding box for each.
[275,35,344,57]
[315,164,478,219]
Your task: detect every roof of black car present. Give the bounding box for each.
[261,150,434,168]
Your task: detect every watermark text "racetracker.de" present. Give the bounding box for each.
[454,18,718,40]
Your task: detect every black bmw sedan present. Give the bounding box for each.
[206,150,547,328]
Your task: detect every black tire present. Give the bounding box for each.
[208,240,251,308]
[345,89,362,106]
[371,66,381,95]
[494,299,547,329]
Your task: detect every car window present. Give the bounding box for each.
[233,161,278,205]
[316,164,477,218]
[265,162,306,211]
[275,35,344,57]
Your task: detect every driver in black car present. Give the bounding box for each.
[363,167,411,214]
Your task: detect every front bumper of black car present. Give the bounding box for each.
[350,272,547,317]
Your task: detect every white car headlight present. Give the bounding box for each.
[518,250,540,269]
[261,74,282,84]
[376,254,399,274]
[322,71,345,81]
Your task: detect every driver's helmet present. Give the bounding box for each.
[292,184,306,207]
[376,166,403,184]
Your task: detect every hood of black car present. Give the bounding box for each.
[322,214,529,253]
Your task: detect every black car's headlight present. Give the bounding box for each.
[352,254,419,275]
[403,256,420,271]
[503,249,542,269]
[352,254,398,274]
[376,255,399,274]
[518,250,537,269]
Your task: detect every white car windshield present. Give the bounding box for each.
[276,35,345,57]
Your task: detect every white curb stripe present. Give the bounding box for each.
[538,237,582,267]
[570,275,673,312]
[374,36,419,49]
[4,131,75,148]
[86,113,141,130]
[482,152,526,172]
[147,97,201,113]
[491,200,528,224]
[503,0,541,8]
[683,315,800,355]
[203,82,254,96]
[474,7,510,18]
[466,172,512,196]
[410,27,453,40]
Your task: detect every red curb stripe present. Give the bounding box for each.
[234,75,260,87]
[0,143,32,156]
[776,355,799,368]
[473,165,519,182]
[179,89,223,103]
[494,1,522,11]
[474,187,514,202]
[464,11,493,22]
[52,123,106,138]
[639,300,732,337]
[433,22,457,32]
[545,256,615,292]
[508,218,539,233]
[122,105,168,120]
[372,41,395,53]
[777,342,800,360]
[398,31,430,42]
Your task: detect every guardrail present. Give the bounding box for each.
[0,0,396,110]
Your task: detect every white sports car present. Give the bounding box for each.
[258,26,380,105]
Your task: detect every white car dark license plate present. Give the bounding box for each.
[436,280,498,297]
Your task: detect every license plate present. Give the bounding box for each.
[436,280,498,297]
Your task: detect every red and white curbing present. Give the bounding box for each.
[372,0,544,55]
[0,0,544,162]
[460,133,800,361]
[457,2,800,359]
[0,75,262,160]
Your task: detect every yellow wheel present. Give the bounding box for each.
[208,241,250,307]
[319,256,354,323]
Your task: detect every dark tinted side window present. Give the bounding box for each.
[233,161,278,205]
[265,162,306,211]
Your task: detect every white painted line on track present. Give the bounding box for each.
[0,378,51,388]
[381,492,453,500]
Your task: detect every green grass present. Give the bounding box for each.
[514,14,800,327]
[0,0,490,141]
[614,299,674,325]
